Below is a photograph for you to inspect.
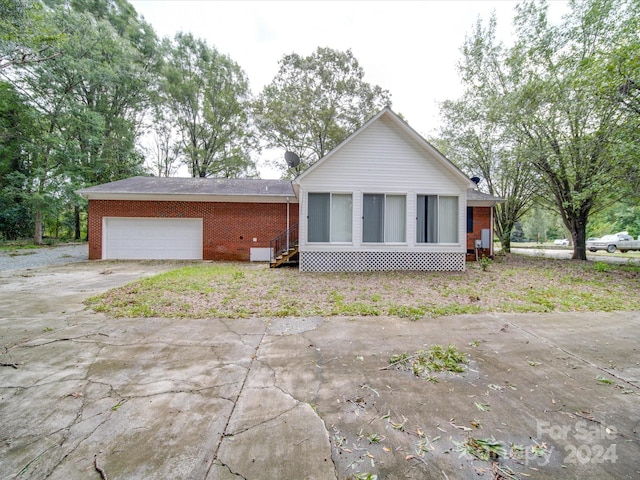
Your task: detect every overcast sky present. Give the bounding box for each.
[129,0,569,178]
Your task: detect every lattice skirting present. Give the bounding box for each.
[299,251,466,272]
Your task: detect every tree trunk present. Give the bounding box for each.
[495,212,515,253]
[34,209,43,245]
[499,232,511,253]
[75,205,81,240]
[569,214,588,260]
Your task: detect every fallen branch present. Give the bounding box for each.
[94,455,108,480]
[1,362,20,369]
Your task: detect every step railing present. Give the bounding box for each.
[270,223,299,263]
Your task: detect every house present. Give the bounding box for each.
[78,177,298,262]
[291,107,500,272]
[78,108,501,271]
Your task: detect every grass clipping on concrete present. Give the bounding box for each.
[388,344,468,382]
[86,254,640,319]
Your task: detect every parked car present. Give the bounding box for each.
[587,231,640,253]
[553,239,569,246]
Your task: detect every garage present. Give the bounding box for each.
[103,217,203,260]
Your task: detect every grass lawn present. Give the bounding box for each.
[0,239,82,251]
[86,254,640,319]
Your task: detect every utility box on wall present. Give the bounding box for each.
[250,247,271,262]
[481,229,491,249]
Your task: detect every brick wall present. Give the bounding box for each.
[88,200,299,261]
[466,206,492,261]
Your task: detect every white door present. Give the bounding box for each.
[103,217,203,260]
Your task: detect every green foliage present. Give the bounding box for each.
[254,47,391,176]
[389,344,468,379]
[478,255,492,272]
[0,0,62,70]
[1,0,157,241]
[443,0,640,260]
[520,207,567,244]
[588,201,640,238]
[0,81,36,239]
[160,32,256,178]
[455,436,505,461]
[510,222,526,243]
[438,25,538,253]
[592,262,611,273]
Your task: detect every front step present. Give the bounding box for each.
[269,222,299,268]
[270,246,299,268]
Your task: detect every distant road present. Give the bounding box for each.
[511,247,640,265]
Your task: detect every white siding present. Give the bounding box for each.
[298,115,467,255]
[301,116,464,192]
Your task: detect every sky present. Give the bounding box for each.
[129,0,569,178]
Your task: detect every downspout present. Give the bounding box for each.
[490,205,494,258]
[286,197,290,252]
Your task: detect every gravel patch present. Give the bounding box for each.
[0,243,88,272]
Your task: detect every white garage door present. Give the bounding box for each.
[104,217,203,260]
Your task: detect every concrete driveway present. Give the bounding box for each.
[1,261,639,479]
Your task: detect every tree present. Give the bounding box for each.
[438,15,539,252]
[146,105,180,177]
[446,0,638,260]
[254,47,391,176]
[510,222,526,243]
[506,0,637,260]
[0,81,35,239]
[2,1,158,242]
[160,33,256,178]
[0,0,62,70]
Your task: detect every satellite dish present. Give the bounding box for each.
[470,176,481,185]
[284,151,300,168]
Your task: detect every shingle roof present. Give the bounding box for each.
[78,176,294,197]
[467,189,504,202]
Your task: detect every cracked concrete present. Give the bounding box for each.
[1,261,639,479]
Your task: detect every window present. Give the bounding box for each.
[467,207,474,233]
[331,194,352,242]
[363,194,406,243]
[416,195,459,243]
[308,193,352,243]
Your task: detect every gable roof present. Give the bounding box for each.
[78,176,295,202]
[292,107,475,189]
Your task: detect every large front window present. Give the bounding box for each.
[416,195,459,243]
[308,193,352,242]
[363,194,406,243]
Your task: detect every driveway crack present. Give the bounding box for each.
[204,320,270,477]
[503,317,640,390]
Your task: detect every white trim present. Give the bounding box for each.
[306,191,354,244]
[84,193,296,203]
